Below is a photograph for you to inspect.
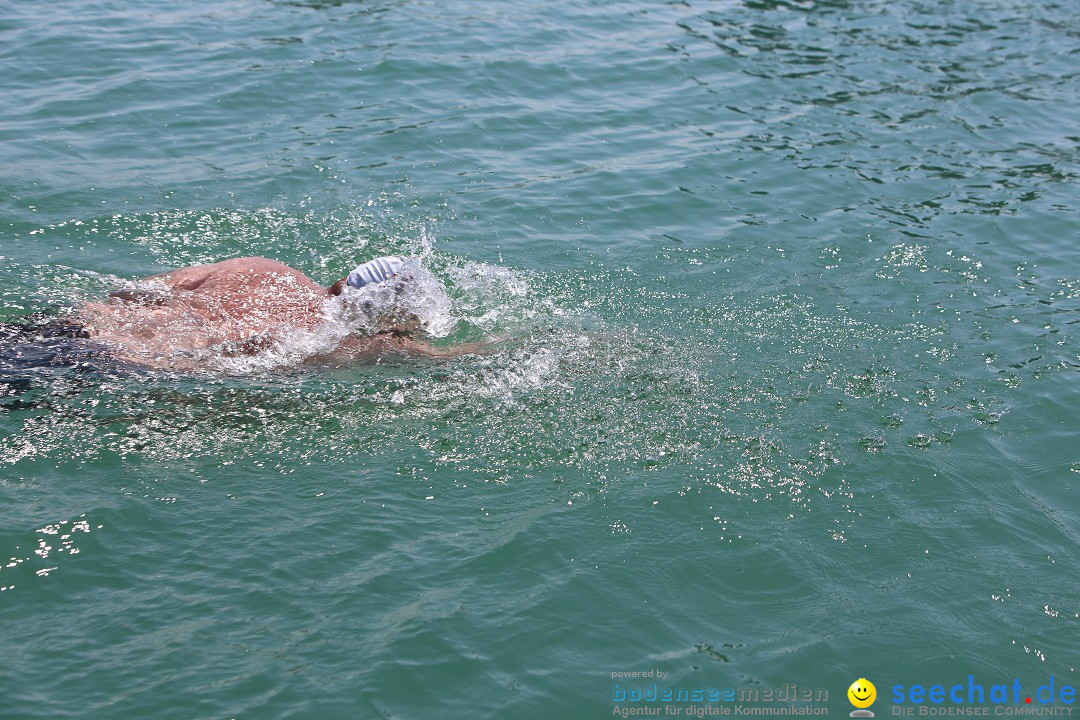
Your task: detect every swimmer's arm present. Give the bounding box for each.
[392,337,493,359]
[310,334,493,365]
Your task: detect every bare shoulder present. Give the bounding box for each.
[146,257,318,291]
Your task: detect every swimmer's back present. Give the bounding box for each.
[78,257,331,368]
[143,256,329,327]
[150,257,325,296]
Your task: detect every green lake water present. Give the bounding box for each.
[1,0,1078,718]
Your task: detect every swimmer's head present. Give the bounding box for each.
[327,255,409,296]
[347,255,407,289]
[325,255,422,336]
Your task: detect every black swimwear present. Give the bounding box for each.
[0,318,107,393]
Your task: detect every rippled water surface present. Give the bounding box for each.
[2,0,1079,718]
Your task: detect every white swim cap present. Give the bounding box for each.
[346,255,406,288]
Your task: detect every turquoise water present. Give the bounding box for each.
[2,0,1079,717]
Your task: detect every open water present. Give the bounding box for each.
[1,0,1078,718]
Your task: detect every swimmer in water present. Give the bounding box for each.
[66,255,483,371]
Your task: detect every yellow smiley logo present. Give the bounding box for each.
[848,678,877,711]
